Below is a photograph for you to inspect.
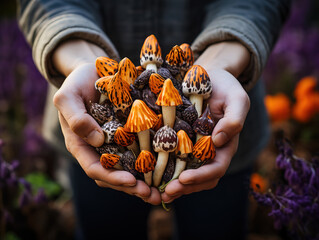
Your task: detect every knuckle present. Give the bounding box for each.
[229,119,244,133]
[53,90,65,108]
[69,115,87,134]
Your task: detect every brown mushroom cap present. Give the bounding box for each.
[179,43,194,71]
[140,34,163,68]
[100,153,121,169]
[175,130,193,158]
[165,45,185,70]
[156,79,183,106]
[124,100,158,133]
[107,72,132,112]
[153,125,178,153]
[193,136,216,162]
[135,150,156,173]
[192,104,215,135]
[95,75,113,95]
[182,65,212,99]
[149,73,165,95]
[118,57,137,85]
[114,126,136,147]
[95,56,118,78]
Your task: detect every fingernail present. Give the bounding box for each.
[213,132,228,147]
[87,130,104,147]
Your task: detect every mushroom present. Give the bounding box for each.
[179,43,194,77]
[142,87,161,114]
[134,69,155,90]
[173,117,195,141]
[193,104,215,141]
[140,34,163,72]
[89,101,114,125]
[149,73,165,95]
[107,72,132,113]
[114,126,139,156]
[118,57,137,85]
[182,65,212,116]
[136,65,144,77]
[192,136,216,164]
[96,143,120,155]
[95,56,118,78]
[135,150,156,186]
[119,150,143,179]
[95,75,113,103]
[152,125,178,187]
[152,114,163,132]
[124,100,158,152]
[162,153,176,184]
[100,153,123,170]
[165,45,186,80]
[172,130,193,179]
[181,104,198,126]
[129,84,142,101]
[101,120,123,144]
[155,79,183,128]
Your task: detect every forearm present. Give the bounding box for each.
[195,41,250,79]
[52,39,108,77]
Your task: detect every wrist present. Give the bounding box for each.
[52,39,108,77]
[195,41,250,78]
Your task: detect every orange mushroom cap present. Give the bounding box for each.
[124,100,159,132]
[180,43,194,71]
[107,72,132,112]
[156,78,183,106]
[135,150,156,173]
[95,56,118,78]
[100,153,121,169]
[149,73,165,95]
[136,66,144,77]
[114,126,136,147]
[140,34,163,68]
[95,75,113,94]
[182,65,212,99]
[175,130,193,157]
[152,114,163,132]
[118,57,137,85]
[165,45,185,69]
[193,136,216,162]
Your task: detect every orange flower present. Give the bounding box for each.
[294,76,317,100]
[292,92,319,123]
[250,173,268,193]
[264,93,291,122]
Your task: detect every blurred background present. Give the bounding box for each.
[0,0,318,239]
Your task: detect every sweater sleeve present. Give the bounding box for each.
[191,0,291,91]
[17,0,120,88]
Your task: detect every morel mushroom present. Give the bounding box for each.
[152,125,178,187]
[124,100,158,152]
[165,45,185,79]
[118,57,137,85]
[179,43,194,77]
[107,72,132,113]
[100,153,123,170]
[95,56,118,78]
[114,126,139,156]
[135,150,156,186]
[96,143,120,155]
[193,104,215,141]
[136,65,144,77]
[120,150,142,179]
[192,136,216,164]
[89,101,114,125]
[140,34,163,72]
[142,87,161,114]
[173,130,193,179]
[101,120,123,144]
[181,104,198,126]
[173,117,195,141]
[149,73,165,95]
[95,75,113,103]
[156,79,183,128]
[134,69,154,90]
[182,65,212,115]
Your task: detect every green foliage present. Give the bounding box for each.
[25,173,62,198]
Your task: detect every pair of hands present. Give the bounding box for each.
[52,40,250,205]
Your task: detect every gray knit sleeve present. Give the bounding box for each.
[17,0,120,88]
[192,0,291,91]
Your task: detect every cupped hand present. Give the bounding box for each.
[161,68,250,203]
[53,63,161,204]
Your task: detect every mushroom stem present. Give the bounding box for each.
[153,152,169,187]
[127,141,140,156]
[172,158,187,179]
[99,94,108,104]
[137,129,151,151]
[144,172,153,186]
[189,95,203,116]
[146,63,158,73]
[162,106,176,128]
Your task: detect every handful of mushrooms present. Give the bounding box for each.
[91,34,216,194]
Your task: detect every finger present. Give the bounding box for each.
[142,187,162,205]
[179,135,239,185]
[53,89,104,148]
[59,113,136,186]
[210,92,250,147]
[95,180,151,198]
